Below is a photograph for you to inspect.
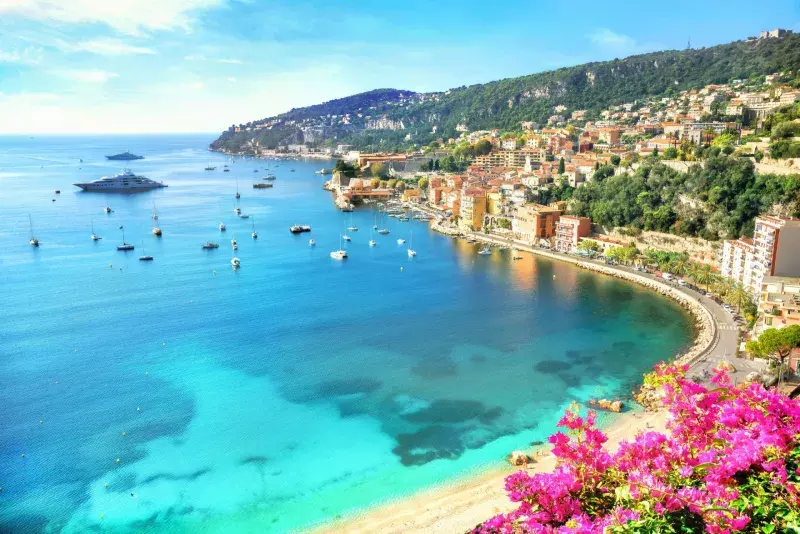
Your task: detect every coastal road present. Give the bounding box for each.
[461,230,765,384]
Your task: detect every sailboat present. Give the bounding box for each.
[330,235,348,260]
[251,218,258,239]
[235,177,241,199]
[28,214,39,247]
[377,210,390,234]
[347,213,358,232]
[231,245,241,269]
[407,230,417,257]
[342,220,351,241]
[91,220,102,241]
[139,241,153,261]
[218,205,226,232]
[231,236,238,251]
[152,202,162,236]
[117,225,134,251]
[369,227,376,247]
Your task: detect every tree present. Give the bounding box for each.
[334,159,357,177]
[417,177,429,190]
[610,155,621,166]
[577,240,601,254]
[725,282,754,313]
[746,325,800,383]
[370,177,380,188]
[474,139,492,156]
[695,263,716,292]
[669,254,689,277]
[371,162,386,178]
[395,180,406,191]
[663,147,678,160]
[558,158,565,174]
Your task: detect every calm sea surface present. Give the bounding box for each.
[0,134,693,533]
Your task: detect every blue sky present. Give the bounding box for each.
[0,0,798,134]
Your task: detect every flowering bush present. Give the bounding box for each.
[473,363,800,533]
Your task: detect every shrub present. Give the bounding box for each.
[473,363,800,533]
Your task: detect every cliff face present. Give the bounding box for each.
[211,33,800,153]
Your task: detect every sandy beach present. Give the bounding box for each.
[315,409,669,533]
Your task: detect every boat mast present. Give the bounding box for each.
[28,213,34,238]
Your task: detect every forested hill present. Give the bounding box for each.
[210,33,800,153]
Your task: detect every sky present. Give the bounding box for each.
[0,0,798,134]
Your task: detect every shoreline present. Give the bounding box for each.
[311,218,718,534]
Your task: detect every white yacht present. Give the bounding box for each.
[330,235,347,260]
[231,238,238,251]
[407,231,416,257]
[219,222,227,232]
[117,226,134,251]
[251,219,258,239]
[28,214,39,247]
[91,221,102,241]
[231,257,241,269]
[396,238,405,245]
[309,238,316,246]
[74,169,167,191]
[369,239,376,247]
[478,246,492,255]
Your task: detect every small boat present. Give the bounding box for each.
[117,226,134,251]
[407,231,416,257]
[234,207,242,215]
[239,213,249,219]
[251,219,258,239]
[289,225,311,234]
[253,183,273,189]
[343,234,351,242]
[397,238,405,245]
[231,238,238,250]
[263,174,276,180]
[378,229,390,235]
[224,168,230,172]
[253,169,259,172]
[202,242,219,249]
[91,220,102,241]
[28,214,39,247]
[373,225,378,230]
[235,178,241,199]
[231,257,241,269]
[347,226,358,231]
[205,164,216,171]
[399,216,410,222]
[309,239,316,246]
[152,226,162,236]
[219,222,227,232]
[139,255,154,261]
[478,246,492,255]
[330,235,347,260]
[105,206,113,213]
[55,190,60,194]
[152,201,159,221]
[369,239,376,247]
[290,169,295,172]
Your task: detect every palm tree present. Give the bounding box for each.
[712,278,733,299]
[670,255,689,278]
[687,262,702,289]
[696,264,716,293]
[725,282,753,313]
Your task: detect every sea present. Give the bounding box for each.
[0,134,693,533]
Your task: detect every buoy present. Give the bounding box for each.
[104,482,108,488]
[400,267,404,271]
[162,342,166,346]
[121,431,126,436]
[100,514,104,519]
[109,263,113,268]
[212,270,216,275]
[20,453,25,458]
[145,371,149,376]
[39,420,44,424]
[115,458,120,464]
[136,407,141,412]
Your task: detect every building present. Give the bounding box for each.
[757,276,800,334]
[554,216,592,253]
[760,28,793,39]
[512,204,561,243]
[459,189,487,230]
[721,217,800,295]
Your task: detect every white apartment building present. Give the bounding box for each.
[721,217,800,295]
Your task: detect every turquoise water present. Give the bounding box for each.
[0,134,693,533]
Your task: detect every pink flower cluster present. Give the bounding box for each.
[474,363,800,533]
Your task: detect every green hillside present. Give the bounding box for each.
[211,33,800,153]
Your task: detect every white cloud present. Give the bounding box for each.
[589,28,637,48]
[227,77,237,82]
[0,0,227,34]
[184,54,206,61]
[218,58,242,64]
[72,38,155,56]
[184,55,242,64]
[0,46,43,65]
[62,69,119,83]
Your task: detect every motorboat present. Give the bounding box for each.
[231,238,238,250]
[152,226,162,236]
[378,229,390,235]
[231,257,241,269]
[397,238,405,245]
[369,240,376,247]
[347,226,358,231]
[139,255,154,261]
[343,234,351,241]
[478,246,492,255]
[263,174,276,180]
[234,207,242,215]
[239,213,249,219]
[253,183,273,188]
[106,151,143,161]
[407,231,416,257]
[219,222,226,232]
[202,242,219,249]
[289,225,311,233]
[309,239,316,246]
[105,206,113,213]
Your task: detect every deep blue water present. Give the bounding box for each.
[0,134,693,533]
